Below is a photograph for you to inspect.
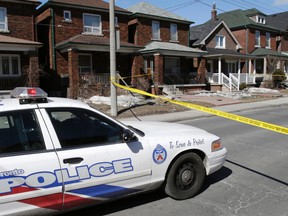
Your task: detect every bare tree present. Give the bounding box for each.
[22,64,48,87]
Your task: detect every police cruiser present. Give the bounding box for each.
[0,87,227,215]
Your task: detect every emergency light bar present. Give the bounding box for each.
[11,87,48,104]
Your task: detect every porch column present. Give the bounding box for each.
[218,57,222,84]
[248,59,252,75]
[263,57,267,75]
[253,59,256,75]
[238,59,241,81]
[154,53,164,94]
[131,55,142,87]
[68,48,79,99]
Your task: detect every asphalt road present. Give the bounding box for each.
[61,105,288,216]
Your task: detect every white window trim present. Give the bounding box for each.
[256,15,266,24]
[265,32,271,48]
[63,10,72,22]
[170,23,178,42]
[255,30,260,47]
[0,7,9,33]
[83,13,102,36]
[215,35,226,49]
[0,54,21,77]
[152,21,160,40]
[78,54,92,74]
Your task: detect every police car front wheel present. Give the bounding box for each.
[164,153,206,200]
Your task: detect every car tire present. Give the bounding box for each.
[164,152,206,200]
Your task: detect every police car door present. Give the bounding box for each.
[0,107,63,216]
[42,107,151,210]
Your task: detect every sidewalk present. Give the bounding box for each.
[121,95,288,122]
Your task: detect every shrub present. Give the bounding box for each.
[272,69,286,87]
[239,83,247,90]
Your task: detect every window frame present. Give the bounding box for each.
[152,21,160,40]
[0,54,21,77]
[170,23,178,42]
[0,7,8,32]
[83,13,102,35]
[63,10,72,22]
[255,30,260,47]
[265,32,271,48]
[215,35,226,48]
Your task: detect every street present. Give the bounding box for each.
[61,105,288,216]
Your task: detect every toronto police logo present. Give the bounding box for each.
[153,144,167,164]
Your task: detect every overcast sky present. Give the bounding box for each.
[39,0,288,25]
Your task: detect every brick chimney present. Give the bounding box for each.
[211,2,217,21]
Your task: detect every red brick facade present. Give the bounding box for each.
[0,1,40,91]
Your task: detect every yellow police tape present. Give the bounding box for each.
[112,81,288,135]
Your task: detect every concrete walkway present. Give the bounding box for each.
[121,95,288,122]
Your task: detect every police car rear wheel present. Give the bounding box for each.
[165,153,205,200]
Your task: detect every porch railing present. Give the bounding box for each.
[208,73,256,91]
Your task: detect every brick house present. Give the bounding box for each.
[266,12,288,74]
[0,0,42,94]
[217,8,288,84]
[190,4,256,90]
[36,0,141,98]
[126,2,206,94]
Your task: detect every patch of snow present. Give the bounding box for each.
[88,95,141,107]
[247,87,280,94]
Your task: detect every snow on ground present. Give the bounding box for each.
[89,95,141,107]
[87,88,280,106]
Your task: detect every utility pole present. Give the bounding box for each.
[109,0,117,116]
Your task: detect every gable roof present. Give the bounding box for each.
[217,9,280,32]
[190,20,241,48]
[39,0,129,14]
[127,2,193,24]
[266,12,288,32]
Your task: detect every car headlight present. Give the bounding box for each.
[211,139,223,152]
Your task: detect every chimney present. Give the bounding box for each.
[211,2,217,21]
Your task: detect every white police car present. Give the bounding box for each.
[0,87,227,216]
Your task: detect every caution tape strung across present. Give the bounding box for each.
[112,81,288,135]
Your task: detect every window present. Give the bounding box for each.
[265,32,271,48]
[83,13,102,35]
[0,110,45,154]
[255,30,260,47]
[165,57,180,75]
[0,55,20,77]
[216,35,225,48]
[78,54,92,73]
[63,10,71,22]
[256,15,266,24]
[152,21,160,40]
[47,108,123,148]
[170,23,178,41]
[0,7,8,32]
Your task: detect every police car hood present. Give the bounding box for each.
[122,121,216,137]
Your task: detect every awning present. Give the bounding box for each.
[139,41,206,57]
[55,34,143,53]
[0,35,42,51]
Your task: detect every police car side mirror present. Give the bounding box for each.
[123,129,137,143]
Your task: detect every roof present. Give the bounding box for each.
[190,20,222,45]
[250,48,288,58]
[40,0,129,14]
[55,34,142,53]
[204,48,255,59]
[217,8,281,32]
[139,41,206,57]
[0,35,42,51]
[127,2,193,24]
[266,12,288,32]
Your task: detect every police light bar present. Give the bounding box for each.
[11,87,48,104]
